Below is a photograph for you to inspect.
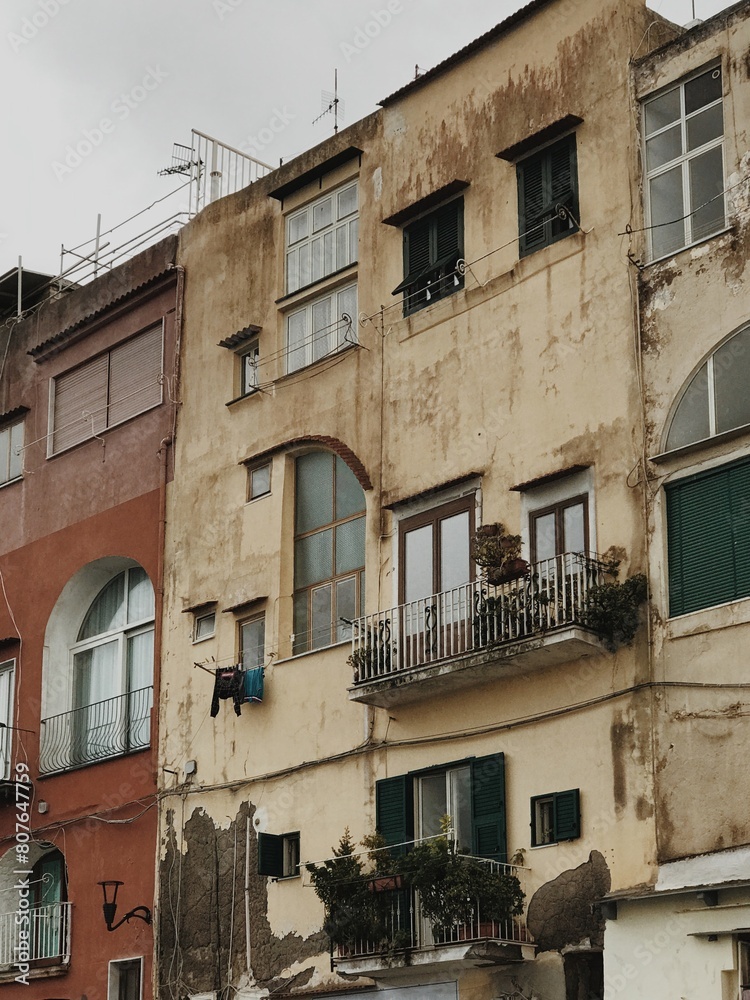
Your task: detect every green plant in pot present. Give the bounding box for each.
[471,523,528,585]
[400,819,524,937]
[582,557,648,652]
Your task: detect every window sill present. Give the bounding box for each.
[276,341,358,383]
[276,263,358,309]
[643,224,733,269]
[667,595,750,638]
[650,424,750,464]
[227,388,262,408]
[0,476,22,490]
[276,637,351,666]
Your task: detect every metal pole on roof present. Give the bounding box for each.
[17,256,22,317]
[93,213,102,277]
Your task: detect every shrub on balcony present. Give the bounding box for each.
[582,558,648,652]
[470,523,527,585]
[400,831,524,936]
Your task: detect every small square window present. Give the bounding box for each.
[249,462,271,500]
[240,615,265,668]
[258,831,300,878]
[193,611,216,642]
[531,789,580,846]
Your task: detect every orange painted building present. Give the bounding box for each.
[0,237,179,999]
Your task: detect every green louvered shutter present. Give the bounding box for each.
[519,134,578,257]
[666,460,750,615]
[376,775,414,855]
[257,832,284,877]
[553,789,580,841]
[519,156,546,255]
[730,460,750,597]
[470,753,506,862]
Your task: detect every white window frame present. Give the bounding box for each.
[193,610,216,643]
[0,418,23,486]
[643,64,725,261]
[108,956,143,1000]
[286,181,358,294]
[240,614,265,669]
[285,283,358,375]
[241,338,260,395]
[248,461,271,501]
[48,322,164,456]
[0,660,14,781]
[416,763,471,852]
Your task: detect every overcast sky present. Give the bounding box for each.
[0,0,736,278]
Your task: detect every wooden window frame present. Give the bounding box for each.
[529,493,589,564]
[398,495,475,604]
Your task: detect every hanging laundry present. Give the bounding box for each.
[210,666,244,717]
[243,666,264,703]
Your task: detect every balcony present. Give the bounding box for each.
[39,686,152,775]
[0,901,72,976]
[335,861,534,978]
[349,554,607,707]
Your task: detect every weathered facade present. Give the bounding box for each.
[0,239,179,997]
[603,4,750,997]
[156,1,686,999]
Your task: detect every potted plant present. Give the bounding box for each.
[400,822,524,939]
[582,557,648,652]
[471,523,528,585]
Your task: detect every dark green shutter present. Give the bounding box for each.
[667,457,750,616]
[404,217,432,280]
[518,134,578,257]
[470,753,506,862]
[376,775,413,855]
[257,832,284,877]
[553,788,580,841]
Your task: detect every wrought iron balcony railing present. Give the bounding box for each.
[338,860,529,960]
[39,686,153,775]
[0,901,71,967]
[350,552,604,684]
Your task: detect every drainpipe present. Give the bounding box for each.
[245,814,252,974]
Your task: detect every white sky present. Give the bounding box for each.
[0,0,736,277]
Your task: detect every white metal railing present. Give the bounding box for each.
[350,552,604,683]
[0,902,72,966]
[340,860,529,959]
[188,129,273,215]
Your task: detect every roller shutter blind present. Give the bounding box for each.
[666,457,750,615]
[50,325,163,455]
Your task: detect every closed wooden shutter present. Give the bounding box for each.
[666,459,750,615]
[471,753,507,862]
[375,775,413,855]
[553,788,580,841]
[257,832,284,877]
[109,325,163,426]
[51,355,108,453]
[518,134,578,257]
[519,156,547,254]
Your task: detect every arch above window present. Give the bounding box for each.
[665,325,750,453]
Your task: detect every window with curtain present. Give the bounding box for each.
[69,567,154,765]
[293,452,365,654]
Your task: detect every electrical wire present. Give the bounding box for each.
[619,173,746,238]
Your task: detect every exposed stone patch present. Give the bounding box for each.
[158,802,327,995]
[526,850,611,952]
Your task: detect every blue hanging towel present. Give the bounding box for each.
[243,666,264,703]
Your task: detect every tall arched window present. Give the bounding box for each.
[293,452,365,653]
[70,567,154,763]
[40,565,154,773]
[665,325,750,452]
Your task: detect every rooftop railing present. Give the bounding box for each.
[39,686,152,775]
[350,552,604,684]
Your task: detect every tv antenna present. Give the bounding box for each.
[314,69,345,134]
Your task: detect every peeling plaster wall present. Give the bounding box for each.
[157,0,675,997]
[634,3,750,863]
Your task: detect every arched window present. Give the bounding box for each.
[0,844,70,969]
[40,564,154,773]
[293,451,365,654]
[665,325,750,452]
